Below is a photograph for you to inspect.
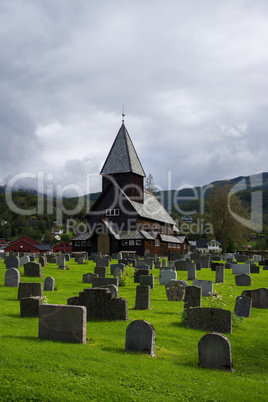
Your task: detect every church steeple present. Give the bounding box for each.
[100,123,145,177]
[100,123,145,203]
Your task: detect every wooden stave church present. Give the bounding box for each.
[72,123,188,257]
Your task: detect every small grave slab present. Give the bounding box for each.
[186,308,232,333]
[39,304,87,344]
[125,320,156,356]
[198,333,234,371]
[234,296,252,318]
[241,288,268,308]
[5,268,20,287]
[165,280,189,301]
[235,273,251,286]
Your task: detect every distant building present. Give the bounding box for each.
[52,241,72,254]
[5,236,51,254]
[190,239,222,254]
[72,122,189,257]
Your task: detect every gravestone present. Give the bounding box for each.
[232,264,250,275]
[24,262,42,277]
[113,267,122,278]
[165,280,189,301]
[117,252,122,260]
[29,255,35,262]
[184,285,202,312]
[250,264,260,274]
[5,268,20,287]
[134,269,150,283]
[78,257,85,264]
[186,308,232,333]
[39,256,46,267]
[235,274,252,286]
[162,258,167,268]
[68,288,127,320]
[18,282,43,300]
[99,284,119,298]
[241,288,268,308]
[44,276,55,291]
[136,264,150,271]
[140,275,154,289]
[92,277,118,288]
[58,255,66,270]
[47,255,57,264]
[94,266,107,278]
[110,263,125,275]
[234,296,252,318]
[20,256,30,266]
[39,304,87,344]
[253,254,261,263]
[65,254,71,262]
[20,296,42,318]
[125,320,156,356]
[236,255,247,263]
[5,256,20,269]
[175,259,187,271]
[95,257,110,268]
[83,272,98,283]
[135,285,150,310]
[192,279,213,296]
[144,259,154,270]
[216,266,225,283]
[187,264,196,280]
[158,270,177,285]
[198,333,234,371]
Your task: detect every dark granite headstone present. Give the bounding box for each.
[235,273,251,286]
[94,266,107,278]
[5,268,20,287]
[44,276,55,291]
[234,296,252,317]
[135,285,150,310]
[92,277,118,288]
[198,333,234,371]
[68,288,127,320]
[216,266,225,283]
[184,285,202,312]
[186,308,232,333]
[139,275,154,289]
[241,288,268,308]
[20,296,42,317]
[83,272,98,283]
[18,282,43,300]
[125,320,156,356]
[39,304,86,343]
[5,256,20,269]
[24,262,42,277]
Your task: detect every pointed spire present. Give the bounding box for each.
[100,124,145,177]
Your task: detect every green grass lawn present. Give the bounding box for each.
[0,258,267,401]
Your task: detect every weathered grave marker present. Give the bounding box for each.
[198,333,234,371]
[5,268,20,287]
[135,285,150,310]
[234,296,252,318]
[125,320,156,356]
[39,304,87,344]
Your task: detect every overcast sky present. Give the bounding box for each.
[1,0,268,196]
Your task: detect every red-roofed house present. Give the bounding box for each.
[52,242,72,254]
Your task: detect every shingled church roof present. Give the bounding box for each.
[100,123,145,177]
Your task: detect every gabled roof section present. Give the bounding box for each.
[130,191,176,225]
[100,123,145,177]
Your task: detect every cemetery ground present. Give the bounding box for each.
[0,259,267,401]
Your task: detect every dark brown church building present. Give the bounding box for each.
[72,123,188,257]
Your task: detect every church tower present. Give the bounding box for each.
[100,123,146,203]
